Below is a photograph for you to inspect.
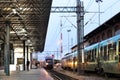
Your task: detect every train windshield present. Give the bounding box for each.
[46,59,53,63]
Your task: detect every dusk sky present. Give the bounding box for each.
[37,0,120,61]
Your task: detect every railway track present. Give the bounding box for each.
[63,70,120,80]
[48,70,78,80]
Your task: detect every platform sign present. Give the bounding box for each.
[17,58,23,64]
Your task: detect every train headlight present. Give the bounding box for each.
[46,63,48,65]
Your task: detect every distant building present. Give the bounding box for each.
[71,12,120,51]
[84,12,120,47]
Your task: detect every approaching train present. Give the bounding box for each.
[44,57,54,70]
[62,34,120,74]
[61,52,77,70]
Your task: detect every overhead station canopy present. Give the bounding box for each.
[0,0,52,52]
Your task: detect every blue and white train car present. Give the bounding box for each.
[84,34,120,74]
[62,34,120,75]
[44,57,54,70]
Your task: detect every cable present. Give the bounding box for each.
[84,0,120,29]
[45,22,60,48]
[64,16,77,29]
[85,0,94,11]
[103,0,120,12]
[84,13,97,26]
[66,0,71,6]
[46,0,74,48]
[49,3,71,47]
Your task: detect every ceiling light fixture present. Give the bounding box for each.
[12,9,17,14]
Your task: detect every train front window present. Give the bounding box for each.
[46,59,52,63]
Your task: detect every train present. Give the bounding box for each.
[61,34,120,75]
[44,57,54,70]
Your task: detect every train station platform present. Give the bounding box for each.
[0,68,54,80]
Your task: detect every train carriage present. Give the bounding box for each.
[84,43,99,72]
[44,57,54,70]
[62,34,120,75]
[61,53,72,69]
[61,51,78,70]
[84,34,120,74]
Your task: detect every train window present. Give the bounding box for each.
[90,50,92,62]
[93,49,95,61]
[84,51,87,62]
[119,41,120,52]
[92,49,94,62]
[108,44,111,60]
[113,42,116,60]
[99,46,104,60]
[107,43,116,60]
[102,46,104,58]
[100,47,102,57]
[110,44,113,60]
[104,46,107,61]
[87,50,90,62]
[86,51,88,61]
[113,42,116,51]
[95,49,97,59]
[89,50,92,62]
[102,46,104,57]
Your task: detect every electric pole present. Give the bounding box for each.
[76,0,84,74]
[51,0,103,74]
[51,0,84,74]
[96,0,102,26]
[96,0,102,71]
[60,19,63,59]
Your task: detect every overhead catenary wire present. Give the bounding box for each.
[47,0,72,44]
[48,0,120,49]
[45,0,77,59]
[103,0,120,12]
[84,0,120,29]
[45,22,60,48]
[46,0,75,49]
[64,16,77,29]
[85,0,94,11]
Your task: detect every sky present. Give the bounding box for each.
[37,0,120,61]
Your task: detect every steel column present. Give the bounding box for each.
[76,0,84,74]
[23,40,25,71]
[4,20,10,76]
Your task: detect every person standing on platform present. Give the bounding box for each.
[26,59,30,71]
